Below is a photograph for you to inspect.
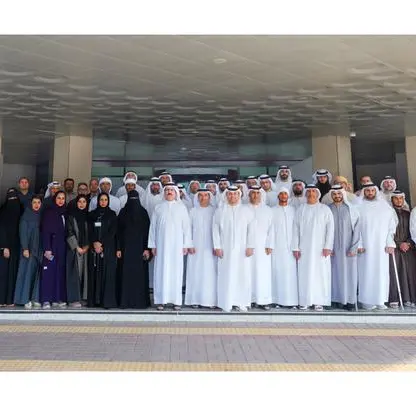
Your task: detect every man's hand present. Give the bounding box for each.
[347,251,357,257]
[151,248,157,257]
[3,248,10,259]
[143,250,150,260]
[116,250,122,259]
[23,249,30,258]
[357,248,365,254]
[322,249,332,257]
[400,242,410,253]
[265,248,273,255]
[246,248,254,257]
[385,247,395,255]
[183,248,188,255]
[76,247,84,255]
[188,248,196,255]
[214,249,223,258]
[293,251,301,260]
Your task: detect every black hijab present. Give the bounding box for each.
[123,190,147,225]
[90,192,113,222]
[51,190,67,215]
[0,188,23,247]
[71,195,89,246]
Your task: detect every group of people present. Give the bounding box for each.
[0,166,415,312]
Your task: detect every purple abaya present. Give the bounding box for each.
[40,202,67,303]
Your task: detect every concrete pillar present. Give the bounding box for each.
[405,136,416,207]
[312,124,353,186]
[0,121,4,195]
[52,124,93,185]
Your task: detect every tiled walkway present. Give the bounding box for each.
[1,321,416,371]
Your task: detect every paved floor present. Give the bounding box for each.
[1,321,416,371]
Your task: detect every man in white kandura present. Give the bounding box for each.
[88,177,121,215]
[143,177,163,217]
[328,185,360,311]
[274,165,293,192]
[289,179,306,210]
[213,185,256,312]
[357,183,398,310]
[216,178,230,208]
[380,176,410,211]
[148,182,192,311]
[247,185,273,310]
[259,174,277,207]
[185,189,217,309]
[292,184,334,311]
[143,177,164,290]
[270,188,298,309]
[115,171,145,199]
[177,184,193,211]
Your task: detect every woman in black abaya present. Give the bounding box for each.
[0,188,23,306]
[88,193,118,309]
[116,190,151,309]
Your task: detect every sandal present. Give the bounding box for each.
[173,305,181,311]
[156,305,164,311]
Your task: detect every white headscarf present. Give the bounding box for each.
[99,177,113,193]
[248,185,267,206]
[258,174,277,192]
[123,171,138,184]
[312,169,333,184]
[146,177,162,195]
[163,182,180,201]
[193,189,214,208]
[187,180,201,195]
[380,176,397,193]
[303,184,322,201]
[45,181,61,198]
[275,165,293,187]
[223,185,242,207]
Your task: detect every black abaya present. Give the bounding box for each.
[117,191,151,309]
[0,188,23,305]
[88,194,118,309]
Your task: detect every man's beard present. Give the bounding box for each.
[293,189,303,196]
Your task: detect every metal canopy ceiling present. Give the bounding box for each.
[1,35,415,163]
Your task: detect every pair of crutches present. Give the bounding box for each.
[355,251,404,311]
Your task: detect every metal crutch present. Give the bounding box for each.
[391,251,405,310]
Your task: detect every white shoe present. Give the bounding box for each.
[362,304,377,310]
[262,305,271,311]
[51,302,59,308]
[376,304,388,310]
[69,302,82,309]
[291,306,298,310]
[404,302,412,308]
[239,306,248,312]
[24,302,32,309]
[32,302,41,309]
[299,306,308,310]
[58,302,67,308]
[314,305,324,311]
[42,302,51,310]
[275,305,280,309]
[390,302,399,309]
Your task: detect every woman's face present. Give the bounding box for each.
[55,193,66,207]
[99,195,109,208]
[77,198,87,210]
[32,198,42,212]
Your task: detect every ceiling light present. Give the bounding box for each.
[213,58,227,64]
[349,131,356,138]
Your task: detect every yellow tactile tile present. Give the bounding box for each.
[0,360,416,371]
[0,325,415,337]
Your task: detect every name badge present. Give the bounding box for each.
[94,222,102,228]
